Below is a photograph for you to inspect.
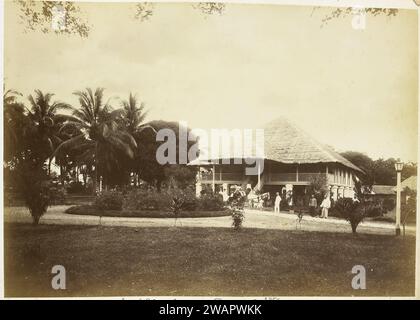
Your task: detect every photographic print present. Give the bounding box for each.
[1,0,418,300]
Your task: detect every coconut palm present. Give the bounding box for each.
[55,88,137,193]
[118,93,157,185]
[26,90,72,165]
[120,93,148,135]
[3,88,23,105]
[3,89,27,165]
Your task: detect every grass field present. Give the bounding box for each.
[4,223,416,297]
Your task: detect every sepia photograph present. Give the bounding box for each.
[1,0,419,301]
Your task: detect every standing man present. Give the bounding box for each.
[309,194,318,216]
[320,194,331,219]
[274,192,281,213]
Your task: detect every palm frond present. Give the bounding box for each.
[53,133,88,157]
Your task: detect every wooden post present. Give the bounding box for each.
[396,170,402,236]
[257,161,261,190]
[326,165,329,185]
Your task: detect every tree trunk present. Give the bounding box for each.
[351,221,358,234]
[75,166,79,183]
[93,143,98,195]
[60,165,65,185]
[32,215,40,226]
[48,158,52,176]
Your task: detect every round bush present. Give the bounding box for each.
[94,191,123,211]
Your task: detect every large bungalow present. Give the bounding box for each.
[188,118,363,203]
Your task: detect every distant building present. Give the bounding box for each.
[364,185,395,206]
[400,175,417,192]
[370,185,396,197]
[189,118,363,203]
[394,175,417,204]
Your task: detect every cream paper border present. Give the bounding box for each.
[0,0,418,300]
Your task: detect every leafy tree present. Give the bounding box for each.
[341,151,417,187]
[164,165,197,190]
[133,120,197,191]
[340,151,375,186]
[314,6,398,27]
[16,0,89,37]
[15,1,225,38]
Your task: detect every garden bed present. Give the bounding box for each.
[65,205,230,218]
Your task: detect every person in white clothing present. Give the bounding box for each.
[274,192,281,213]
[320,194,331,219]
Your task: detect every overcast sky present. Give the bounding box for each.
[4,2,418,162]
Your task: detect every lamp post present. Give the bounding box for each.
[394,162,404,236]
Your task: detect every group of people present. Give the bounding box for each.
[274,192,331,219]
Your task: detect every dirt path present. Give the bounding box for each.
[3,206,416,236]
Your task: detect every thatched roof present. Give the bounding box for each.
[263,118,363,172]
[189,117,363,173]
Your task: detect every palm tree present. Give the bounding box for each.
[55,88,137,193]
[3,86,25,160]
[120,93,148,135]
[118,93,157,185]
[3,88,23,105]
[26,90,72,172]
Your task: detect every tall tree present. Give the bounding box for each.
[120,93,148,136]
[341,151,417,186]
[26,89,71,173]
[55,88,137,193]
[3,89,63,225]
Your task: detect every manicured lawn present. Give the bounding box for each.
[4,223,416,297]
[65,205,230,218]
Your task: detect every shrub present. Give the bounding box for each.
[66,181,87,194]
[124,189,166,211]
[402,192,417,225]
[229,189,246,230]
[94,191,123,211]
[382,198,396,213]
[49,184,67,205]
[364,203,382,217]
[334,198,363,234]
[197,193,225,211]
[17,166,52,225]
[166,189,185,224]
[124,188,225,212]
[231,209,245,230]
